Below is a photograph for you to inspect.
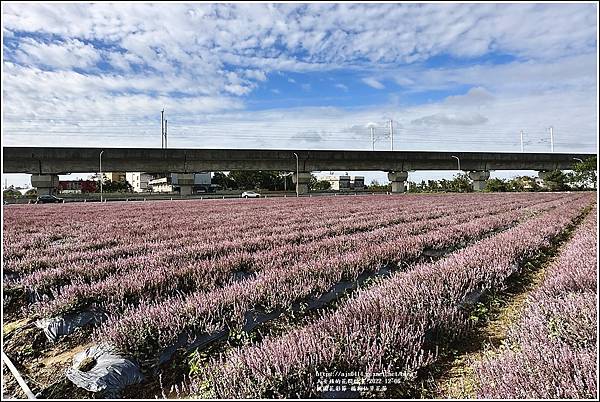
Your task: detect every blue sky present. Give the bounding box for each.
[1,2,597,187]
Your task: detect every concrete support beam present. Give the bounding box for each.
[5,147,594,174]
[387,171,409,193]
[468,170,490,192]
[31,174,59,196]
[292,172,311,195]
[177,173,194,196]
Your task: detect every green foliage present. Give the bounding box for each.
[407,175,472,193]
[309,175,332,191]
[407,180,438,193]
[448,173,473,193]
[3,187,22,199]
[468,302,489,324]
[407,175,542,193]
[188,348,210,375]
[368,179,391,192]
[97,179,133,193]
[212,172,236,189]
[484,178,509,192]
[314,181,332,191]
[188,349,216,398]
[25,188,38,198]
[567,156,597,190]
[541,170,569,191]
[215,171,291,191]
[228,328,257,346]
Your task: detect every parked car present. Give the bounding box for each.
[35,195,64,204]
[241,191,261,198]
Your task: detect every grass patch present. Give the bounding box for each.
[414,205,593,399]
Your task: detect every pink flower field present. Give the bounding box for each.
[2,193,597,399]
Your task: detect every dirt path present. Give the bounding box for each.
[434,266,548,398]
[430,209,590,399]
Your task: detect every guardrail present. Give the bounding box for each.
[2,190,392,205]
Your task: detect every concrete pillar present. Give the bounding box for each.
[468,170,490,191]
[31,174,59,196]
[387,171,409,193]
[177,173,194,196]
[292,172,311,195]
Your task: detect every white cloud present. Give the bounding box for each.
[3,3,596,72]
[444,87,495,106]
[4,86,595,154]
[362,77,385,89]
[1,62,243,120]
[244,69,267,81]
[335,83,348,92]
[1,3,596,154]
[411,112,489,126]
[15,38,101,69]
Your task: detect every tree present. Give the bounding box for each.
[367,179,391,192]
[507,177,524,192]
[508,176,539,192]
[312,180,332,191]
[25,188,38,198]
[485,178,509,192]
[426,180,440,192]
[3,187,21,199]
[97,179,133,193]
[541,170,569,191]
[448,173,472,193]
[438,179,450,192]
[226,170,288,191]
[227,171,259,190]
[308,174,330,191]
[212,172,236,190]
[406,180,428,193]
[567,156,597,190]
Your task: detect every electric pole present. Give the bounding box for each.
[520,129,524,152]
[389,119,394,151]
[165,119,168,149]
[370,126,375,151]
[161,109,164,149]
[549,126,554,152]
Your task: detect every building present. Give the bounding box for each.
[350,176,365,190]
[126,172,153,192]
[318,175,365,191]
[321,175,351,191]
[148,177,175,193]
[104,172,126,183]
[192,172,211,187]
[148,172,212,193]
[58,180,97,194]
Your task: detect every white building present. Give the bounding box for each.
[126,172,153,192]
[321,175,351,191]
[147,172,212,193]
[148,177,175,193]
